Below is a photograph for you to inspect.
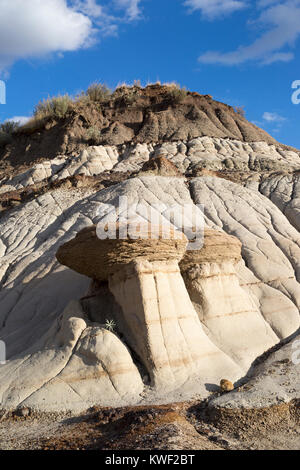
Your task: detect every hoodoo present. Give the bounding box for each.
[180,230,279,370]
[57,223,243,390]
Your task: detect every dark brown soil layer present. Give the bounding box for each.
[0,399,298,450]
[0,84,283,178]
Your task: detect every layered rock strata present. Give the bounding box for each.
[1,138,299,195]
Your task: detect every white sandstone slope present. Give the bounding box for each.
[21,304,144,412]
[257,173,300,232]
[0,299,143,412]
[0,167,299,411]
[209,333,300,410]
[190,176,300,309]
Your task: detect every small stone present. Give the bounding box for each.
[220,379,234,392]
[17,407,30,417]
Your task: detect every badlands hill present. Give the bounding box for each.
[0,84,299,449]
[0,83,285,176]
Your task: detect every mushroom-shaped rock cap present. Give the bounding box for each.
[180,229,242,270]
[56,223,188,281]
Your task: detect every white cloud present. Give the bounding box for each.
[5,116,31,125]
[184,0,247,18]
[0,0,94,71]
[114,0,141,20]
[73,0,142,22]
[0,0,142,73]
[71,0,103,18]
[263,111,287,122]
[197,0,300,65]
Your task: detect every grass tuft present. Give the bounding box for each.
[34,94,73,120]
[0,121,20,147]
[86,83,112,102]
[235,106,246,118]
[165,83,188,104]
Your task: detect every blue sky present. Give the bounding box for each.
[0,0,300,148]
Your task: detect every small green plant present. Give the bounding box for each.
[166,84,188,104]
[86,126,101,142]
[75,92,92,107]
[0,120,20,147]
[17,116,45,134]
[0,121,20,134]
[86,82,112,102]
[105,319,116,332]
[34,94,73,120]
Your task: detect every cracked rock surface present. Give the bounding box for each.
[0,83,299,414]
[0,172,299,412]
[1,138,299,194]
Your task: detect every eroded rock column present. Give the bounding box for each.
[180,229,279,370]
[108,257,242,388]
[57,224,243,390]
